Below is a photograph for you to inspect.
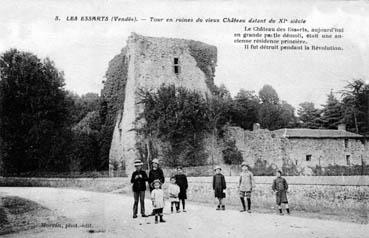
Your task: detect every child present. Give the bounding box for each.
[239,162,255,213]
[130,159,149,218]
[151,179,166,223]
[175,166,188,212]
[167,177,180,213]
[212,165,226,210]
[272,170,290,215]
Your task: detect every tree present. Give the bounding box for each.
[297,102,322,128]
[259,84,279,105]
[230,89,260,130]
[320,92,343,129]
[341,79,369,134]
[0,49,70,174]
[136,85,211,167]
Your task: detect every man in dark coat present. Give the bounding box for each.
[130,159,149,218]
[272,170,290,215]
[175,166,188,212]
[148,158,165,215]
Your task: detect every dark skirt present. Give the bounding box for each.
[276,191,288,205]
[214,188,226,199]
[178,188,187,200]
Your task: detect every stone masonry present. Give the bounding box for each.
[109,33,217,176]
[228,126,369,175]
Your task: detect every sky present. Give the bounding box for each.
[0,0,368,109]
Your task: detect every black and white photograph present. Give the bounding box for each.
[0,0,368,237]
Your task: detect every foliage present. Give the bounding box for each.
[259,84,279,105]
[221,138,243,165]
[341,79,369,135]
[0,49,70,174]
[297,102,322,129]
[136,85,213,167]
[230,89,259,130]
[258,85,297,130]
[249,159,275,176]
[320,92,343,129]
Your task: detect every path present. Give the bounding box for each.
[0,187,368,238]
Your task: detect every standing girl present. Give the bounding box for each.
[212,166,226,210]
[151,179,166,223]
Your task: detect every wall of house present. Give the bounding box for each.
[287,138,366,167]
[228,126,369,175]
[108,33,217,176]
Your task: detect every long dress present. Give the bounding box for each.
[213,173,226,198]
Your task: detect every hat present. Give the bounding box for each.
[241,162,248,167]
[214,165,222,171]
[133,159,143,166]
[151,179,162,188]
[152,159,159,164]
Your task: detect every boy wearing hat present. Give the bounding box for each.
[238,162,255,213]
[130,159,149,218]
[151,179,166,223]
[174,166,188,212]
[272,170,290,215]
[213,166,227,210]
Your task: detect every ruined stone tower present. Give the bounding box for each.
[108,33,217,176]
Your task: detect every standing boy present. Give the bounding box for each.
[130,159,149,218]
[175,166,188,212]
[151,179,166,223]
[272,170,290,215]
[213,166,226,210]
[239,162,255,213]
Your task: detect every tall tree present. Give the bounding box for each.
[341,79,369,134]
[320,92,343,129]
[0,49,69,174]
[297,102,322,128]
[230,89,260,130]
[259,84,279,105]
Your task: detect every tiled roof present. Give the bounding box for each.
[273,128,364,139]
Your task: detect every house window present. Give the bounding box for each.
[173,57,180,74]
[306,155,312,162]
[344,139,349,148]
[346,155,351,166]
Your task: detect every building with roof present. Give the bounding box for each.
[228,124,369,175]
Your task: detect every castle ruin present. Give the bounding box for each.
[108,33,217,175]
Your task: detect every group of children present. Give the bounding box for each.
[213,162,290,215]
[130,159,188,224]
[131,159,291,224]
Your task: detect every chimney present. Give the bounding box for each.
[253,123,260,131]
[338,124,346,131]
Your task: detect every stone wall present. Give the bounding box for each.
[109,33,217,176]
[1,176,367,220]
[228,126,369,175]
[186,177,368,218]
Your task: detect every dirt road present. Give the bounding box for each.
[0,187,367,238]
